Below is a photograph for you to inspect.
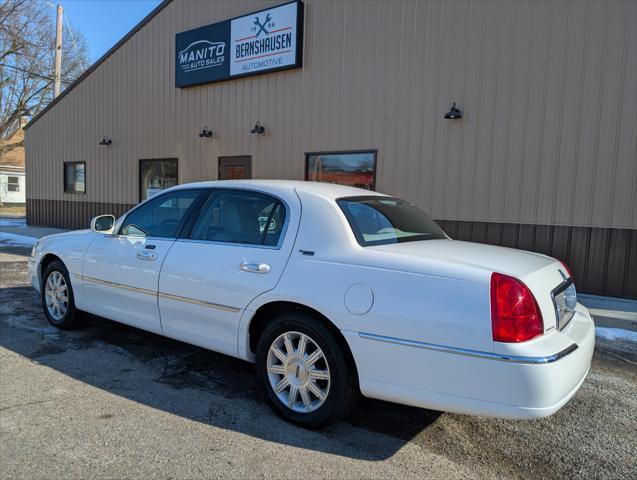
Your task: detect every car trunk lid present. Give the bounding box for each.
[369,239,572,333]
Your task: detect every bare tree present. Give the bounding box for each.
[0,0,88,156]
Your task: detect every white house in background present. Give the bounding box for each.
[0,127,26,205]
[0,164,26,204]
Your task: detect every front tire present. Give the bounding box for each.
[255,312,357,428]
[41,260,84,330]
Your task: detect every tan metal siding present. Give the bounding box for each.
[25,0,637,228]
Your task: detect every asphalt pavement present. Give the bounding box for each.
[1,247,635,479]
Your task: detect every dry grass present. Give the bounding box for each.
[0,205,26,217]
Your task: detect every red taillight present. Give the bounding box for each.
[490,273,543,343]
[558,259,573,278]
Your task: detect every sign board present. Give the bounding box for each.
[175,1,304,88]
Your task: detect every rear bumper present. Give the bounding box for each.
[344,306,595,419]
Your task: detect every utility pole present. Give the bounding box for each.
[54,4,63,98]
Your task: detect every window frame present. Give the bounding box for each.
[178,187,290,250]
[63,161,86,194]
[305,149,378,191]
[116,188,207,239]
[138,158,179,203]
[7,176,20,192]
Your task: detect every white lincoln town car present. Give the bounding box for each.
[29,180,594,427]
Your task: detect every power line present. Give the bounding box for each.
[63,12,87,71]
[43,2,88,73]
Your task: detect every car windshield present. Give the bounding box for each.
[337,196,446,246]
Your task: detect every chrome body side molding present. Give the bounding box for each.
[82,275,156,297]
[358,332,578,364]
[81,275,240,313]
[158,291,240,313]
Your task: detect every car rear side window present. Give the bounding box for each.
[337,196,446,246]
[189,190,286,247]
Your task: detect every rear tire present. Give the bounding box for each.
[255,312,357,428]
[41,260,85,330]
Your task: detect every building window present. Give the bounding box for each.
[64,162,86,193]
[306,151,377,190]
[7,176,20,192]
[139,158,178,202]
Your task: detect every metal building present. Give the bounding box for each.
[24,0,637,298]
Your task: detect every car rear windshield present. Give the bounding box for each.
[337,196,446,246]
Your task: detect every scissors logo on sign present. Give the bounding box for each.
[253,13,272,37]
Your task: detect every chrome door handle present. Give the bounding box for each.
[136,251,157,261]
[240,262,271,274]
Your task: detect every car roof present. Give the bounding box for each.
[171,179,388,200]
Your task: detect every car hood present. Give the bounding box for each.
[367,239,556,278]
[39,228,94,243]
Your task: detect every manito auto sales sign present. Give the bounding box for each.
[175,1,304,88]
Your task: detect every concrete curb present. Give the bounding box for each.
[579,294,637,333]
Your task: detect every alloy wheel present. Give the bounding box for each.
[45,271,68,321]
[266,331,331,413]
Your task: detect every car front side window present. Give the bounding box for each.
[189,190,286,246]
[119,189,201,238]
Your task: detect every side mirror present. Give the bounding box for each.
[90,214,115,233]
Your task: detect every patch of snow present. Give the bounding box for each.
[0,218,26,227]
[595,327,637,343]
[0,232,37,247]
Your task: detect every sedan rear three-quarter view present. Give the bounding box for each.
[28,180,595,428]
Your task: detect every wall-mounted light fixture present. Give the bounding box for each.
[198,127,213,138]
[250,121,265,135]
[99,136,112,146]
[444,102,462,120]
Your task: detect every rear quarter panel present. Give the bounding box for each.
[240,190,494,358]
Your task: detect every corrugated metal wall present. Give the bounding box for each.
[25,0,637,228]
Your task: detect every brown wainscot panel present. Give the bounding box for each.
[27,199,135,231]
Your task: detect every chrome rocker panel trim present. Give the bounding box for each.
[359,332,578,364]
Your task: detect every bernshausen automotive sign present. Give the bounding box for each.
[175,1,304,88]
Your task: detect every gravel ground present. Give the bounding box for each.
[1,248,635,479]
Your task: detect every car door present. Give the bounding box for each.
[82,189,204,334]
[158,187,300,357]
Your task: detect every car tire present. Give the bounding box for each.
[41,260,85,330]
[255,311,357,428]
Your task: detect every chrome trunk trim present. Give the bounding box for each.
[551,277,577,331]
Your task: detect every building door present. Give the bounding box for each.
[219,156,251,180]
